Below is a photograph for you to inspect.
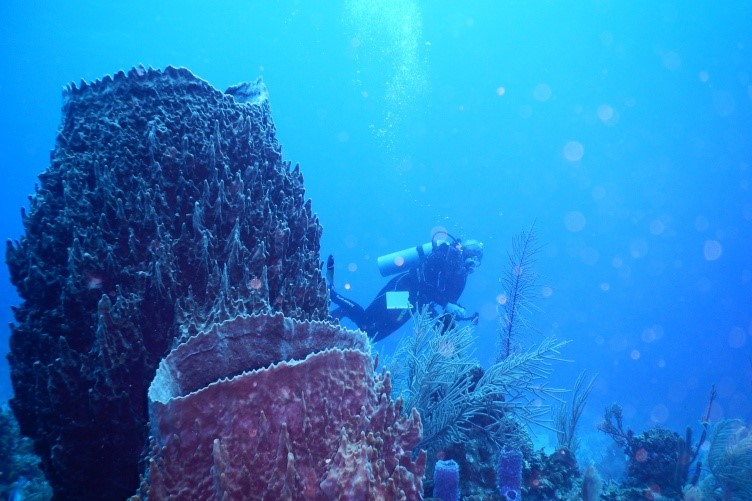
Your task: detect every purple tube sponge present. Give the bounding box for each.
[433,459,460,501]
[497,446,523,501]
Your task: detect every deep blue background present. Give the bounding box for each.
[1,1,750,453]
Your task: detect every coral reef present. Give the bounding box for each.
[522,448,579,500]
[0,406,51,500]
[6,66,327,499]
[598,398,714,498]
[439,417,532,499]
[431,428,503,498]
[136,313,425,499]
[622,428,688,498]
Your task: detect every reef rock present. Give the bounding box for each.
[137,313,425,500]
[6,66,328,499]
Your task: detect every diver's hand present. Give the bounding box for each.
[445,303,479,324]
[444,303,466,317]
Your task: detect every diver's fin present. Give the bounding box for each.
[326,254,335,287]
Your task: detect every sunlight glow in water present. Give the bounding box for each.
[712,90,736,117]
[668,382,688,403]
[564,211,586,232]
[728,326,746,348]
[597,104,615,124]
[533,83,551,102]
[596,104,613,120]
[650,403,670,424]
[641,325,664,343]
[630,238,649,259]
[563,141,584,162]
[649,219,665,235]
[344,0,427,150]
[609,334,628,352]
[694,215,710,231]
[703,240,723,261]
[579,247,599,266]
[344,234,358,249]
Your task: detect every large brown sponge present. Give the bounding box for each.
[138,313,424,500]
[6,66,328,499]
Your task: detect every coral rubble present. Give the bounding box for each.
[6,66,327,499]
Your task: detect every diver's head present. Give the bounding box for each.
[461,239,483,273]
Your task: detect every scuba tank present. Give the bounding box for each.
[376,232,455,277]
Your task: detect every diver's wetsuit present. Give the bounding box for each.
[330,242,469,342]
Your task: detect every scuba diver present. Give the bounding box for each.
[328,233,483,342]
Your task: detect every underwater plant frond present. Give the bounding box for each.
[555,371,597,453]
[390,306,479,451]
[478,336,570,430]
[390,307,569,452]
[497,222,542,361]
[392,306,476,412]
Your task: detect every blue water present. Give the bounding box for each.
[1,0,750,452]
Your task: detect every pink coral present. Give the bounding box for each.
[136,314,425,500]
